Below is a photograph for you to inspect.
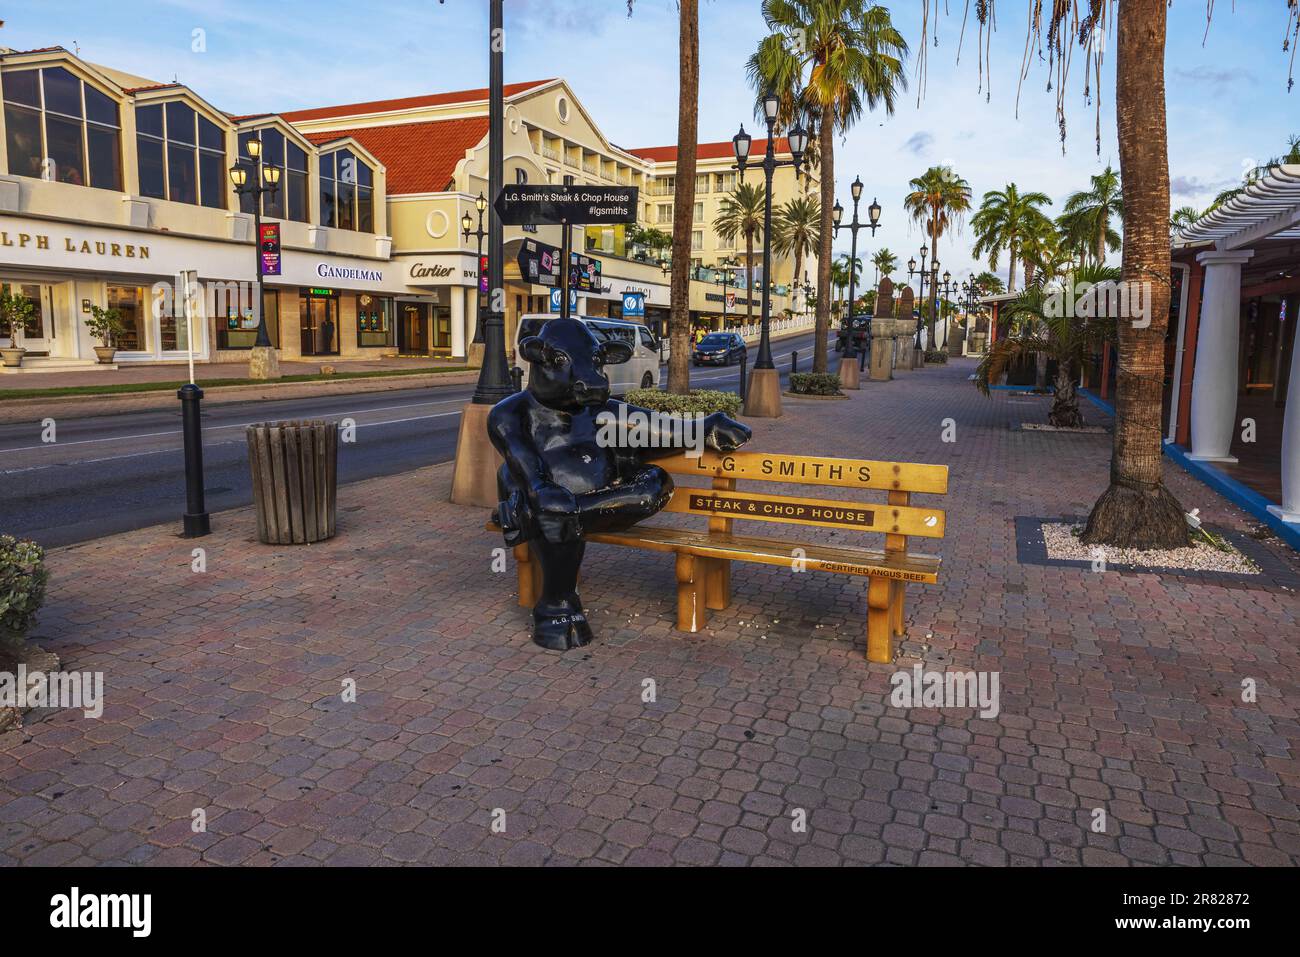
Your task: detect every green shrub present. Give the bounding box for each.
[0,535,47,646]
[789,372,843,396]
[924,349,949,364]
[625,388,741,416]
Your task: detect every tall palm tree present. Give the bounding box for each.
[749,0,908,374]
[904,165,972,345]
[1058,165,1124,266]
[871,247,898,284]
[628,0,698,393]
[1019,213,1066,287]
[835,252,863,314]
[713,182,768,324]
[969,183,1053,293]
[771,194,822,313]
[971,271,1004,296]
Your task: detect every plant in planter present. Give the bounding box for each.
[789,372,844,396]
[924,349,949,364]
[0,286,37,368]
[85,304,126,363]
[0,535,47,654]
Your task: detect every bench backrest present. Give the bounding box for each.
[651,450,948,549]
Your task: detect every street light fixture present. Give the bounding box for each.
[731,89,806,416]
[228,135,281,353]
[462,192,488,344]
[908,246,929,356]
[832,176,881,374]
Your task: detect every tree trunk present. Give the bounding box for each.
[1048,365,1083,426]
[1035,350,1048,390]
[1080,0,1189,549]
[1007,237,1018,292]
[813,101,835,374]
[666,0,698,395]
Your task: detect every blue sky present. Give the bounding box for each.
[3,0,1295,287]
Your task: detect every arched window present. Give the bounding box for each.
[136,100,226,208]
[319,148,373,232]
[234,127,308,222]
[2,66,121,189]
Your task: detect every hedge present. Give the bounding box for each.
[624,388,742,416]
[789,372,843,396]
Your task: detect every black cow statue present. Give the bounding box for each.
[488,316,751,651]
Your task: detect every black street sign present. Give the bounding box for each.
[517,238,562,288]
[495,185,638,225]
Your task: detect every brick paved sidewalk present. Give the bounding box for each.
[2,358,1297,866]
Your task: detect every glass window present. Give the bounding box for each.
[3,69,40,107]
[198,115,223,151]
[166,101,195,143]
[136,103,163,137]
[137,136,165,198]
[319,148,373,232]
[357,186,373,233]
[356,294,393,347]
[167,141,197,205]
[320,178,336,228]
[3,68,121,190]
[287,169,308,222]
[198,150,225,209]
[138,102,225,208]
[3,103,43,179]
[107,285,147,352]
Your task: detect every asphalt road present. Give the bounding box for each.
[0,328,835,547]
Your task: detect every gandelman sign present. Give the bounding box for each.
[316,263,383,282]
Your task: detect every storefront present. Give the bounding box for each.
[395,254,480,360]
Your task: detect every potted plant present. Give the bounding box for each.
[0,286,36,368]
[85,304,126,363]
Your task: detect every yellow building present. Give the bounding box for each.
[0,48,818,370]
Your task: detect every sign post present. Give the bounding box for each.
[181,269,198,386]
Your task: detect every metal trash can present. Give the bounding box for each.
[246,420,338,544]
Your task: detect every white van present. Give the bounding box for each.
[514,314,661,395]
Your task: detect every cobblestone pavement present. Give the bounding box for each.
[3,358,1297,866]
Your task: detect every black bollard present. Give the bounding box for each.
[739,348,748,402]
[510,365,524,393]
[178,383,210,537]
[791,350,799,375]
[859,339,868,372]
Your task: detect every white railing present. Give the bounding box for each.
[657,314,817,363]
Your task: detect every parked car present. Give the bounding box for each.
[837,314,872,354]
[514,314,661,394]
[693,331,747,366]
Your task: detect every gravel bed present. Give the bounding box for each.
[1041,522,1261,574]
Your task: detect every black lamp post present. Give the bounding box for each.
[802,271,813,321]
[228,137,280,349]
[731,90,807,370]
[714,258,738,327]
[907,245,928,352]
[938,269,954,348]
[471,0,512,405]
[832,177,881,360]
[461,192,488,344]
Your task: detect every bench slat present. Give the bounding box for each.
[587,525,940,583]
[663,487,945,538]
[653,451,949,494]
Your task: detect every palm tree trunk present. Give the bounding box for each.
[1008,237,1019,292]
[666,0,698,395]
[1080,0,1189,549]
[1049,364,1084,427]
[928,218,939,348]
[813,102,835,374]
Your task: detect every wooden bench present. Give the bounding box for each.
[504,450,948,663]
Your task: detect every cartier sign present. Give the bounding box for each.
[409,262,455,279]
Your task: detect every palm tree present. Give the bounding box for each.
[971,271,1004,296]
[871,247,898,284]
[749,0,908,375]
[628,0,698,393]
[1169,205,1201,239]
[969,184,1053,293]
[975,263,1121,428]
[714,182,768,324]
[771,194,822,314]
[1019,213,1067,287]
[1058,165,1123,266]
[904,165,972,345]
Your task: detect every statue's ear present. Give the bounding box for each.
[598,339,634,365]
[519,336,549,364]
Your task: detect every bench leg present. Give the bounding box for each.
[866,576,894,663]
[676,552,708,633]
[890,581,906,637]
[705,558,731,611]
[513,543,535,608]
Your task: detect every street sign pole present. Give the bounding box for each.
[559,219,572,321]
[181,269,198,386]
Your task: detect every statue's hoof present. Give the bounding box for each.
[532,603,594,650]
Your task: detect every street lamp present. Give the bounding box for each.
[714,258,738,327]
[462,192,488,344]
[228,136,281,354]
[938,269,954,348]
[731,89,807,415]
[831,175,881,370]
[907,245,928,356]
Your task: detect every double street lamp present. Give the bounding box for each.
[461,192,488,344]
[907,246,929,354]
[731,89,807,374]
[228,137,280,350]
[937,269,954,348]
[714,258,739,326]
[831,176,881,361]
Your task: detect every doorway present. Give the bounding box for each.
[300,292,339,356]
[397,301,429,355]
[1,281,54,354]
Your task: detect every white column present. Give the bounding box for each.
[1189,249,1253,462]
[1269,330,1300,523]
[450,286,466,360]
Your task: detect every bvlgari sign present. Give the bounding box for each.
[1,229,150,259]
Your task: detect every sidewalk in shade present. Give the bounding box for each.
[2,359,1297,866]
